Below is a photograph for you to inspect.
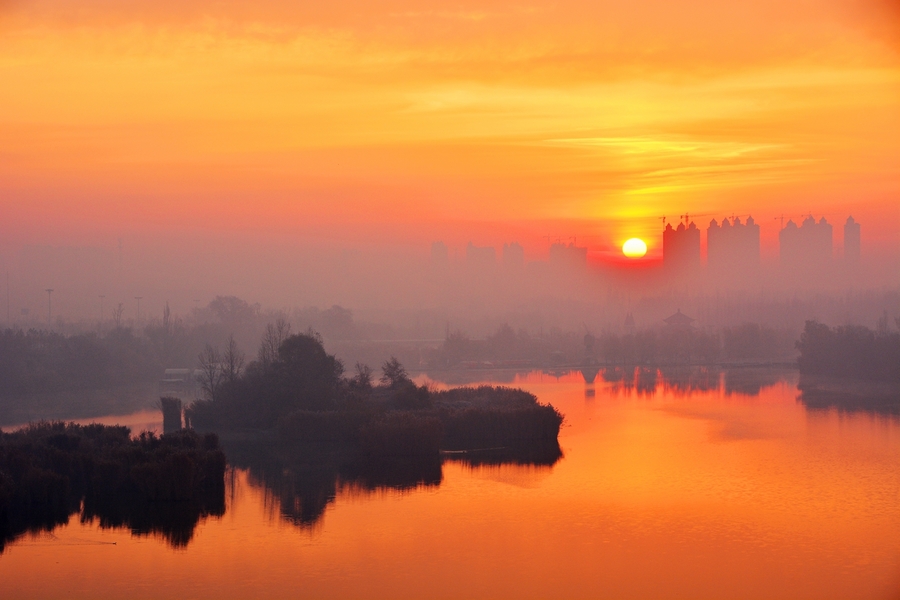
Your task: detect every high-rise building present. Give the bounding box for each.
[663,220,701,272]
[502,242,525,269]
[431,241,449,267]
[707,216,760,272]
[466,242,496,268]
[844,216,860,264]
[548,242,587,268]
[779,215,832,270]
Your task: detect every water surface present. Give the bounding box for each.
[2,368,898,599]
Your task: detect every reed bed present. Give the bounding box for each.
[272,386,563,459]
[0,422,226,553]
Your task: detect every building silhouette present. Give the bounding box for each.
[431,241,449,267]
[548,242,587,268]
[663,220,701,272]
[707,216,760,272]
[663,309,694,331]
[502,242,524,269]
[779,215,832,270]
[466,242,496,268]
[844,216,860,264]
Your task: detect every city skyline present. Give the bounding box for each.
[1,0,898,260]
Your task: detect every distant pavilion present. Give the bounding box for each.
[663,309,694,330]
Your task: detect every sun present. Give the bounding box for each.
[622,238,648,258]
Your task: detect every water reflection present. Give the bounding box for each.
[81,492,225,549]
[424,365,897,419]
[798,375,900,416]
[426,366,793,399]
[5,367,895,558]
[1,490,225,555]
[2,370,898,600]
[223,440,562,530]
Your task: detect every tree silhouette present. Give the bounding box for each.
[222,335,245,383]
[350,362,373,391]
[380,356,408,388]
[198,344,223,401]
[257,318,291,373]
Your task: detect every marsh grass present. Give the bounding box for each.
[0,422,226,553]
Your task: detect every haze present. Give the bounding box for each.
[1,0,898,333]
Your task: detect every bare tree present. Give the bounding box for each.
[257,317,291,372]
[222,334,245,383]
[198,344,224,401]
[112,303,125,329]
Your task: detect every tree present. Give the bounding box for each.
[320,305,354,339]
[257,318,291,373]
[222,335,245,383]
[349,362,373,391]
[380,356,408,388]
[198,344,224,401]
[112,303,125,329]
[272,333,344,411]
[207,296,259,327]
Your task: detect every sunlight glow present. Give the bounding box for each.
[622,238,648,258]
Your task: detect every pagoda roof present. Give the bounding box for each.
[663,309,695,326]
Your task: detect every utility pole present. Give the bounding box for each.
[135,296,143,324]
[45,288,53,328]
[99,295,105,334]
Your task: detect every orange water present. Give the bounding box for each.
[2,370,898,599]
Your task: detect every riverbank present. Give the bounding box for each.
[0,423,226,553]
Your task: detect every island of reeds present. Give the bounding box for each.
[184,332,564,465]
[0,423,226,553]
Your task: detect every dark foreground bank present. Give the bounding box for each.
[0,423,226,553]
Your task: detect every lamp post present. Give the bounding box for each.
[45,289,53,328]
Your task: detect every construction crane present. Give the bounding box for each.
[678,212,713,225]
[773,212,842,230]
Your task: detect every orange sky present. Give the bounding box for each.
[1,0,899,257]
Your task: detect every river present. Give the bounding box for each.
[1,367,898,599]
